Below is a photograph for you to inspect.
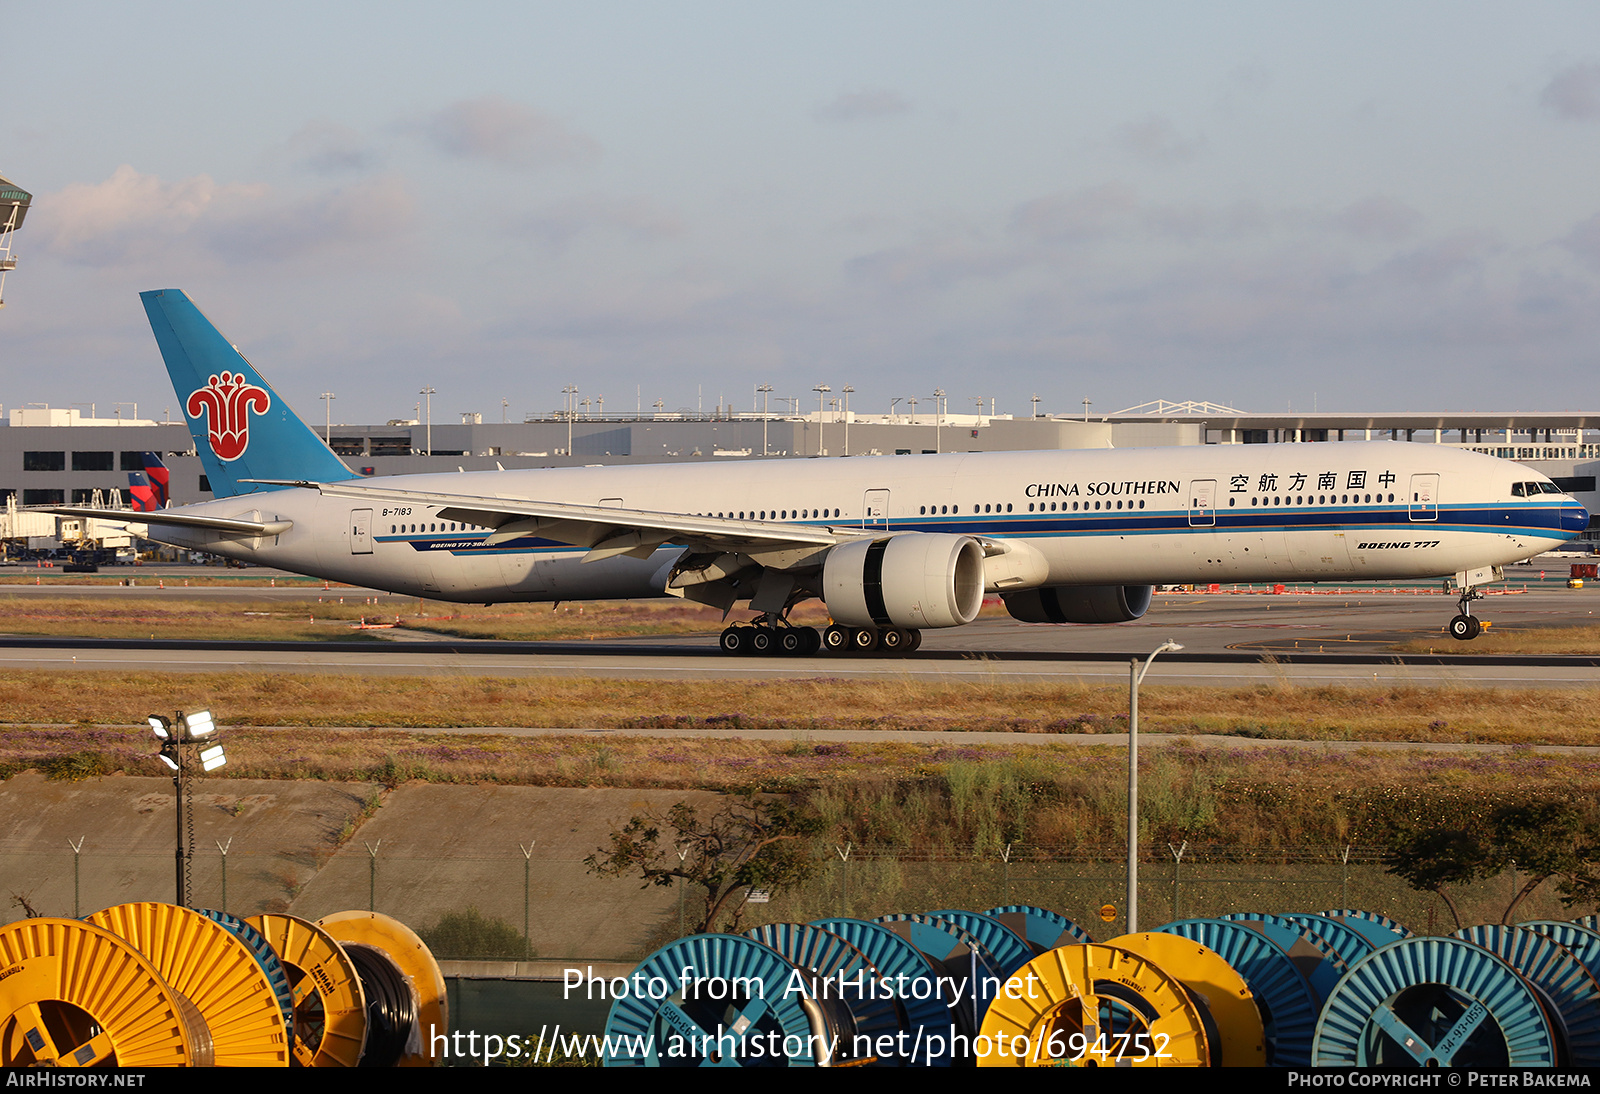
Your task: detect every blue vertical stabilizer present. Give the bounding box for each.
[141,289,352,496]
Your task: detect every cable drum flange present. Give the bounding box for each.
[1105,931,1263,1066]
[743,922,900,1065]
[248,912,368,1067]
[1222,912,1376,969]
[872,912,1004,1038]
[1312,935,1558,1068]
[603,933,823,1066]
[0,917,213,1068]
[1153,917,1318,1067]
[86,901,289,1067]
[1453,924,1600,1067]
[1217,913,1353,1006]
[317,910,446,1067]
[197,908,295,1045]
[976,943,1211,1067]
[926,910,1035,979]
[809,917,955,1066]
[984,905,1094,952]
[1316,908,1413,947]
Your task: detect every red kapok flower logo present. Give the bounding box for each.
[187,371,270,462]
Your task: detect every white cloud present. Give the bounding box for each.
[29,166,412,268]
[417,96,601,168]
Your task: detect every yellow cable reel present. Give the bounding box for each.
[1104,931,1264,1066]
[0,917,213,1068]
[86,902,290,1067]
[318,910,447,1067]
[247,913,367,1067]
[977,943,1210,1067]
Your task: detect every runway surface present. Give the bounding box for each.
[0,569,1593,686]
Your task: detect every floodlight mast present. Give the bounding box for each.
[149,709,224,906]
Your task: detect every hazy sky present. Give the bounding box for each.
[6,2,1600,424]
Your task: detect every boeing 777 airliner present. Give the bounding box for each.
[42,290,1590,655]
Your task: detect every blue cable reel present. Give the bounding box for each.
[1213,915,1348,1006]
[925,910,1034,978]
[1153,917,1320,1067]
[1315,909,1413,950]
[1312,935,1559,1068]
[1226,912,1377,968]
[809,917,954,1067]
[983,904,1094,952]
[1453,924,1600,1066]
[743,922,900,1065]
[194,908,295,1043]
[872,913,1004,1042]
[603,933,822,1067]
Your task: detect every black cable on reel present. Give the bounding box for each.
[343,943,417,1068]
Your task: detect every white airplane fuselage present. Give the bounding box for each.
[137,440,1585,607]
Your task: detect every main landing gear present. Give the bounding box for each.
[717,621,923,656]
[1448,585,1484,641]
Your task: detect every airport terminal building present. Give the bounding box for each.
[1,402,1595,544]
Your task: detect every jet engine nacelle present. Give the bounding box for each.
[822,533,986,629]
[1002,584,1154,624]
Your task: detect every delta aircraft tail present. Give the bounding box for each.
[140,289,352,497]
[127,452,169,511]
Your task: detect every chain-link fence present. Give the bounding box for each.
[4,841,1583,962]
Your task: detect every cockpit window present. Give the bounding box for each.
[1539,482,1562,494]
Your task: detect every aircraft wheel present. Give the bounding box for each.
[905,629,923,652]
[749,627,774,655]
[822,625,851,652]
[778,629,804,655]
[879,627,907,653]
[1449,614,1476,641]
[720,626,749,654]
[851,627,879,652]
[801,628,822,655]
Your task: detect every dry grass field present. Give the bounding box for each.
[0,670,1592,744]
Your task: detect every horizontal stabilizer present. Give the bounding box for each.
[34,507,293,537]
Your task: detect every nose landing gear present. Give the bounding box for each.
[1448,584,1483,641]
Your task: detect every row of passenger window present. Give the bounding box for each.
[695,509,843,520]
[390,522,486,534]
[1238,493,1397,507]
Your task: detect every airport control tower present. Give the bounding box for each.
[0,173,31,308]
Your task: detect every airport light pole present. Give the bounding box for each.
[320,392,335,443]
[563,385,578,455]
[419,386,435,455]
[813,385,830,456]
[842,386,854,456]
[1127,641,1182,933]
[757,384,773,456]
[933,389,946,453]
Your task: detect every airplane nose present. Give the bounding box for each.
[1563,502,1590,534]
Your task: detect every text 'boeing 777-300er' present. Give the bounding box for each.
[40,289,1591,655]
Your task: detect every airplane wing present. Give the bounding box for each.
[269,479,854,563]
[31,507,293,537]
